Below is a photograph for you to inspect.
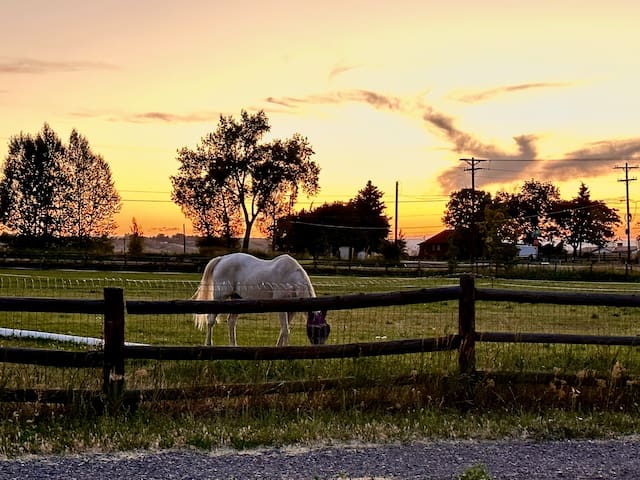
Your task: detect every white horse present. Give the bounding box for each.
[192,253,330,347]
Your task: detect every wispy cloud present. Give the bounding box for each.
[124,112,222,123]
[454,82,571,103]
[0,57,118,74]
[70,109,222,124]
[536,139,640,181]
[434,130,640,192]
[265,85,640,192]
[328,64,358,82]
[266,89,405,111]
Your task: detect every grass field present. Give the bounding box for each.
[1,269,639,390]
[1,268,640,456]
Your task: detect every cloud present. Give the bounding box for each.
[266,89,405,111]
[454,82,571,103]
[434,131,640,192]
[536,139,640,181]
[433,134,540,192]
[0,57,118,74]
[69,109,222,124]
[125,112,222,123]
[265,87,640,193]
[328,64,358,82]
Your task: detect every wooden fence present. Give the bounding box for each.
[0,274,639,408]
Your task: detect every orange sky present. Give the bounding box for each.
[2,1,640,241]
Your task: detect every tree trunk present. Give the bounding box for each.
[241,218,256,252]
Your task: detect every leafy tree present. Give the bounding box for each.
[496,179,560,244]
[171,110,320,251]
[0,124,121,242]
[381,233,407,263]
[171,145,241,247]
[443,188,492,260]
[480,201,519,270]
[0,123,67,238]
[63,129,121,238]
[276,181,391,258]
[550,183,620,257]
[276,202,351,258]
[127,217,144,256]
[258,189,294,250]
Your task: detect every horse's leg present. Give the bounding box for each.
[205,314,217,346]
[276,312,292,347]
[228,313,238,346]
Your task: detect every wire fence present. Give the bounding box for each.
[1,272,639,393]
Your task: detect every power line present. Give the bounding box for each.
[615,162,638,270]
[291,221,388,231]
[469,157,639,163]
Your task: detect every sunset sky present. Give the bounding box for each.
[2,0,640,242]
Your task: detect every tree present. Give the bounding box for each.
[276,202,351,258]
[496,179,560,244]
[550,183,620,257]
[63,129,121,238]
[0,124,121,242]
[349,180,391,254]
[171,146,241,247]
[381,232,407,262]
[276,182,391,258]
[258,188,294,251]
[171,110,320,251]
[443,188,493,260]
[480,201,520,270]
[0,123,67,238]
[128,217,144,256]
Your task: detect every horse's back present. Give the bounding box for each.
[213,253,313,299]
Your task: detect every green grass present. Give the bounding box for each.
[458,465,493,480]
[0,269,640,455]
[1,269,640,389]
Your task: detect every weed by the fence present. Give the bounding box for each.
[458,464,493,480]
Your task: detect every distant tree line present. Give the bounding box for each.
[444,179,621,264]
[274,180,401,260]
[1,114,399,260]
[0,123,121,252]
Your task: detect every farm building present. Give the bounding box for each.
[418,230,453,260]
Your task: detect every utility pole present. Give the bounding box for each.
[394,181,399,245]
[615,163,638,274]
[460,157,485,270]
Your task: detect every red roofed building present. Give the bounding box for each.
[418,230,453,260]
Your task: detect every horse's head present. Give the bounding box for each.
[306,310,330,345]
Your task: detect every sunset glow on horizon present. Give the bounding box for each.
[2,1,640,242]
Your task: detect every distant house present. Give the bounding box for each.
[418,230,453,260]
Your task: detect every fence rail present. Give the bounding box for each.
[0,275,639,409]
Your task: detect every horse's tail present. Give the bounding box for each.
[193,256,222,330]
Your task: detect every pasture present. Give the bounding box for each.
[1,268,640,456]
[1,268,640,398]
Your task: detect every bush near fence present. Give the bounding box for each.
[0,275,639,410]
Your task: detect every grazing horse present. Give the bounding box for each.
[192,253,330,347]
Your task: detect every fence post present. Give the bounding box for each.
[458,274,476,375]
[103,287,125,411]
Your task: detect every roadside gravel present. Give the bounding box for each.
[1,437,639,479]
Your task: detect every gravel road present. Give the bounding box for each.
[1,438,639,479]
